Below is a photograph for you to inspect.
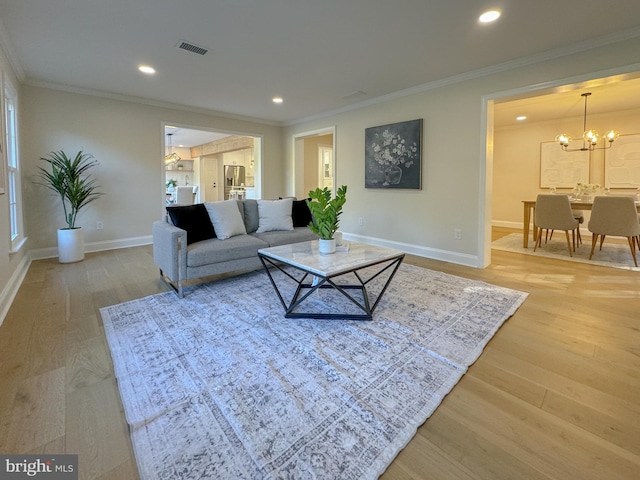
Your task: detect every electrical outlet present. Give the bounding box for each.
[454,228,461,239]
[97,221,104,230]
[358,217,364,226]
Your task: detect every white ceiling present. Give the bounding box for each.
[1,1,640,125]
[165,126,230,148]
[493,76,640,128]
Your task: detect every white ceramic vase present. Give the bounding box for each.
[318,238,336,254]
[58,227,85,263]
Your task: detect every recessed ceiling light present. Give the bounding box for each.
[272,97,283,104]
[138,65,156,74]
[516,116,527,121]
[479,10,501,23]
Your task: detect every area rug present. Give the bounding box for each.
[100,264,527,479]
[492,233,639,271]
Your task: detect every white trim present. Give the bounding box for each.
[478,95,493,268]
[0,252,30,328]
[287,27,640,126]
[342,232,481,268]
[482,62,640,271]
[493,220,525,230]
[0,18,25,81]
[291,126,337,198]
[29,80,282,127]
[29,235,152,261]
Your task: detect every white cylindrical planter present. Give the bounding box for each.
[58,228,85,263]
[318,238,336,255]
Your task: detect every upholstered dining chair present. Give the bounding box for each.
[534,194,579,257]
[588,196,640,267]
[175,186,195,205]
[546,210,584,245]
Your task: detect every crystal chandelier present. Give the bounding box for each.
[555,92,619,152]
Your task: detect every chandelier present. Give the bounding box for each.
[555,92,619,152]
[164,133,181,165]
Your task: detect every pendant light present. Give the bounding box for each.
[555,93,619,152]
[164,133,181,165]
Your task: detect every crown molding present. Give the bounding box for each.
[25,80,284,127]
[0,17,25,81]
[286,26,640,126]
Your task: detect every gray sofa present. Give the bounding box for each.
[152,198,317,297]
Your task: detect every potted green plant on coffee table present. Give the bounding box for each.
[37,150,103,263]
[306,185,347,254]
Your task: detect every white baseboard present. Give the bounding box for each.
[29,235,153,260]
[492,220,591,237]
[0,253,31,328]
[342,232,481,268]
[492,220,525,229]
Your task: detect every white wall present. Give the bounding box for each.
[493,108,640,227]
[284,36,640,267]
[0,46,28,327]
[20,86,284,257]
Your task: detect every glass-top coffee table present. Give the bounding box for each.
[258,240,404,320]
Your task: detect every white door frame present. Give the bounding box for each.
[291,126,336,198]
[159,122,263,215]
[480,63,640,268]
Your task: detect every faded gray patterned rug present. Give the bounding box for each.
[100,264,527,479]
[492,233,640,271]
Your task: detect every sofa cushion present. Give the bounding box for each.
[166,204,216,245]
[251,227,318,247]
[205,200,247,240]
[292,199,312,227]
[243,199,259,233]
[256,198,294,233]
[186,234,268,267]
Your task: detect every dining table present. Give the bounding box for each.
[521,198,640,248]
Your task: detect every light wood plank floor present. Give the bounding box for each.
[1,228,639,479]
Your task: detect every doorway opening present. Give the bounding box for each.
[162,124,262,207]
[292,127,336,198]
[483,67,640,268]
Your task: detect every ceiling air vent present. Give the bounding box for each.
[177,40,208,56]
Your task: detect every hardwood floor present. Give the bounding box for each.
[1,230,639,479]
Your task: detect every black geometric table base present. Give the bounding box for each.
[259,254,404,320]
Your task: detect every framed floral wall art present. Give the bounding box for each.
[365,119,422,189]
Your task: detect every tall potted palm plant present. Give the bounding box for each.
[37,150,103,263]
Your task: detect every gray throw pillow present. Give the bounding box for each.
[256,198,294,233]
[243,200,259,233]
[204,200,247,240]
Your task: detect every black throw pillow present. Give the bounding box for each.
[292,199,312,228]
[166,204,216,245]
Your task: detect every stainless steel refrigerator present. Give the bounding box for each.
[224,165,246,199]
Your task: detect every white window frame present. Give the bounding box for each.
[4,75,24,252]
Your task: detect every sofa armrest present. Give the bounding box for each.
[152,220,187,286]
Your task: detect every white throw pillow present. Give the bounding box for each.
[256,198,294,233]
[204,200,247,240]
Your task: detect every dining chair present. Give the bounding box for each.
[587,196,640,267]
[546,210,584,245]
[175,186,195,205]
[534,194,579,257]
